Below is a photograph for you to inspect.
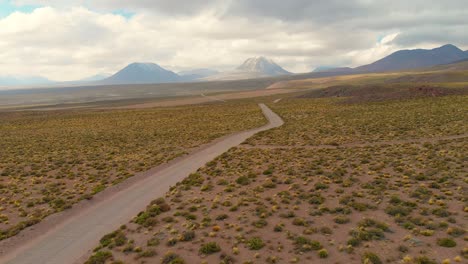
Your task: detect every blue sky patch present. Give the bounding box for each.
[377,35,385,44]
[0,0,41,18]
[0,1,135,20]
[112,9,135,19]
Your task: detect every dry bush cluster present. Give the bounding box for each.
[247,96,467,146]
[0,102,264,240]
[88,96,467,263]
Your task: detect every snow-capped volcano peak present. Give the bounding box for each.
[237,56,290,75]
[201,56,291,81]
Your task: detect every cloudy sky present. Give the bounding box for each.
[0,0,467,81]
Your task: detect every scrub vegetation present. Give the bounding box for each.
[88,94,467,263]
[0,102,265,240]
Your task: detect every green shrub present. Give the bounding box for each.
[385,205,412,216]
[147,237,160,246]
[432,208,450,217]
[99,230,127,248]
[397,245,408,253]
[318,249,329,258]
[50,198,67,210]
[294,236,322,251]
[334,216,350,224]
[358,218,389,231]
[437,238,457,247]
[200,184,213,192]
[236,176,250,185]
[320,227,333,235]
[246,237,265,250]
[308,194,325,205]
[216,214,229,220]
[199,242,221,254]
[166,238,178,247]
[347,237,361,247]
[447,226,465,237]
[92,184,106,195]
[139,249,157,258]
[85,251,112,264]
[252,219,268,228]
[410,187,432,200]
[350,228,385,242]
[180,231,195,242]
[361,252,382,264]
[274,224,283,232]
[314,182,329,190]
[161,252,185,264]
[292,218,307,226]
[220,253,235,264]
[413,256,437,264]
[309,240,323,250]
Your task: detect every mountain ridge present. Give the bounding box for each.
[0,75,53,87]
[237,56,290,75]
[355,44,468,72]
[204,56,290,81]
[314,44,468,74]
[101,62,181,85]
[178,68,219,81]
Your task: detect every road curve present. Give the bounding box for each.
[1,104,283,264]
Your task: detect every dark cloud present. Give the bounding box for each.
[222,0,468,49]
[393,25,468,48]
[226,0,369,23]
[4,0,468,79]
[92,0,221,15]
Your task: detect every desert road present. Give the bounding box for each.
[0,104,284,264]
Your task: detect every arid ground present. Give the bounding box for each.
[0,69,467,264]
[84,93,467,264]
[0,102,265,241]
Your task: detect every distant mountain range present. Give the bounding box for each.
[100,63,180,85]
[2,44,467,88]
[0,76,53,87]
[356,44,468,72]
[238,57,290,76]
[0,74,111,88]
[99,57,291,84]
[178,69,219,81]
[203,57,291,81]
[78,74,111,83]
[316,44,468,73]
[98,64,222,85]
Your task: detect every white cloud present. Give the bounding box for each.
[380,33,399,45]
[0,1,467,81]
[0,6,332,80]
[345,33,401,67]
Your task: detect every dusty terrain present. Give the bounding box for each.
[105,88,303,109]
[266,69,468,95]
[0,102,265,241]
[0,104,283,264]
[85,95,467,264]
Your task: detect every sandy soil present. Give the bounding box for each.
[106,88,302,109]
[265,72,408,90]
[95,137,466,264]
[242,133,468,150]
[0,104,284,264]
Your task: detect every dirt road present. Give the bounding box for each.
[0,104,283,264]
